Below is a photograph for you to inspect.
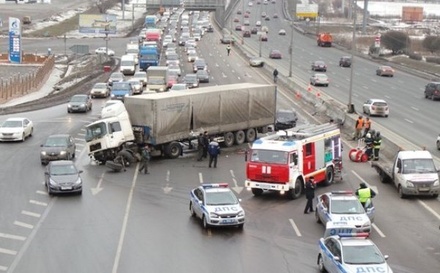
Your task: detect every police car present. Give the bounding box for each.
[318,231,394,273]
[189,183,245,229]
[315,191,375,234]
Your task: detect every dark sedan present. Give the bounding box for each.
[196,70,210,83]
[40,134,76,165]
[67,94,92,113]
[44,161,83,195]
[311,60,327,72]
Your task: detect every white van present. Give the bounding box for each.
[125,43,139,64]
[120,55,136,76]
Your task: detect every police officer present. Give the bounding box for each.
[197,133,204,161]
[304,177,316,214]
[208,137,220,168]
[273,68,279,83]
[355,182,376,208]
[364,133,374,160]
[226,45,231,56]
[202,131,209,159]
[373,131,382,161]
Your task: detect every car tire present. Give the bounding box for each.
[189,202,196,217]
[437,141,440,150]
[315,210,322,223]
[238,223,244,230]
[251,188,263,196]
[29,128,33,137]
[202,215,209,229]
[234,130,245,145]
[245,128,257,143]
[318,254,327,273]
[398,185,407,199]
[165,141,182,159]
[21,133,26,142]
[223,132,235,147]
[286,178,303,200]
[325,84,329,87]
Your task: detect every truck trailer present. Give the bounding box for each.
[86,83,277,161]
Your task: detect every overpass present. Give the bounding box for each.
[145,0,224,11]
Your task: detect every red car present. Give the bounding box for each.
[260,34,268,42]
[234,17,240,23]
[167,74,178,89]
[243,30,251,37]
[269,49,282,59]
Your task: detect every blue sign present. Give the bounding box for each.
[8,17,22,64]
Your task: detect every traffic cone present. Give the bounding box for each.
[316,91,321,98]
[307,84,312,92]
[295,91,301,100]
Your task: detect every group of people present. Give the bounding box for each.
[304,177,376,214]
[354,115,382,161]
[197,131,221,168]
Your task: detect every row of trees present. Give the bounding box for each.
[380,31,440,54]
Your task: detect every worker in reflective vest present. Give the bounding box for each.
[373,131,382,161]
[353,116,364,140]
[355,182,376,208]
[363,117,371,137]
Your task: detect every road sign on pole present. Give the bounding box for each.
[69,45,89,54]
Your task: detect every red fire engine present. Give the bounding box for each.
[245,123,342,199]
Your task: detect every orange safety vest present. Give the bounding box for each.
[356,118,364,129]
[365,120,371,129]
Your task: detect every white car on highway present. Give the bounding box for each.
[0,117,34,142]
[362,99,389,117]
[95,47,115,56]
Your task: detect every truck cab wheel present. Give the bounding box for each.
[322,167,334,186]
[287,178,303,199]
[251,188,263,196]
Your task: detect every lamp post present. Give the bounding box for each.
[259,34,262,57]
[289,23,294,77]
[347,0,357,113]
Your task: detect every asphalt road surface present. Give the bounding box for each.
[0,4,439,273]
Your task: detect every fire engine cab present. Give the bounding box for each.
[245,123,342,199]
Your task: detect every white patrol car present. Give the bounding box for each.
[315,191,375,235]
[318,230,394,273]
[189,183,245,229]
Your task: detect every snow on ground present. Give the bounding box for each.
[358,1,440,17]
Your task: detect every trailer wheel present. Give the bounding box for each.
[323,167,334,186]
[251,188,263,196]
[165,141,182,159]
[234,130,245,145]
[245,128,256,143]
[287,178,303,200]
[378,169,388,183]
[223,132,234,147]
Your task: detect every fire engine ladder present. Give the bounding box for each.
[268,123,339,141]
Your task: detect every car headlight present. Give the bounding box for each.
[74,177,82,185]
[407,181,415,188]
[433,179,439,186]
[159,88,164,92]
[80,104,85,107]
[209,212,219,219]
[362,221,371,228]
[67,104,72,108]
[41,151,47,156]
[237,210,245,217]
[124,94,129,97]
[49,179,57,186]
[111,94,115,97]
[60,151,67,156]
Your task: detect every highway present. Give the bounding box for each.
[0,3,439,273]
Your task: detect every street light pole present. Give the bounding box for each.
[259,35,262,57]
[289,23,294,77]
[347,0,357,113]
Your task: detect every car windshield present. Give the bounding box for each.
[141,55,158,60]
[277,111,296,121]
[113,83,130,89]
[70,96,86,103]
[402,159,437,173]
[111,74,123,80]
[44,137,68,147]
[167,54,178,60]
[50,164,78,176]
[134,74,146,79]
[251,149,288,164]
[149,78,165,84]
[85,122,107,142]
[172,85,186,90]
[94,83,107,89]
[1,120,22,127]
[330,199,365,214]
[342,244,385,264]
[121,60,134,66]
[205,190,238,205]
[317,75,328,79]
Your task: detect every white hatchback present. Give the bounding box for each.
[362,99,389,117]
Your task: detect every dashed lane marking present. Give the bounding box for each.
[289,219,302,237]
[199,173,204,184]
[29,200,47,207]
[21,210,41,218]
[13,221,33,229]
[417,200,440,221]
[0,233,25,241]
[0,248,16,255]
[372,223,386,238]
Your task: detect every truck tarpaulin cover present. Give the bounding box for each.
[124,83,276,144]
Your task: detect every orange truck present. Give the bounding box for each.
[317,33,332,47]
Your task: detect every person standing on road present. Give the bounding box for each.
[273,68,279,83]
[363,117,371,137]
[355,182,376,209]
[373,131,382,161]
[208,137,220,168]
[364,133,374,160]
[226,45,231,56]
[304,177,316,214]
[138,144,151,174]
[353,116,364,140]
[197,133,204,161]
[202,131,209,159]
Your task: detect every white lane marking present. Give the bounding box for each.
[29,200,47,207]
[0,265,7,271]
[36,190,48,195]
[289,219,302,237]
[199,173,204,184]
[0,248,17,255]
[230,170,243,194]
[351,171,378,194]
[384,95,390,99]
[21,210,41,218]
[404,119,414,124]
[111,168,139,273]
[222,72,227,78]
[417,200,440,220]
[372,223,386,238]
[371,79,377,83]
[411,106,419,111]
[0,233,26,241]
[13,221,33,229]
[362,85,369,89]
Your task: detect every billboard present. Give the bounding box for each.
[79,14,117,34]
[9,17,22,64]
[402,6,423,22]
[296,4,319,19]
